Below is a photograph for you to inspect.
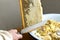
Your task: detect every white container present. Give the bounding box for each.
[30,13,60,40]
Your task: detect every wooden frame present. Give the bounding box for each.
[20,0,43,29]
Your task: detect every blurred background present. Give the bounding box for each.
[0,0,60,30]
[0,0,22,30]
[41,0,60,13]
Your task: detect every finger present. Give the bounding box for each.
[10,29,18,33]
[17,34,23,39]
[12,29,18,33]
[14,34,23,40]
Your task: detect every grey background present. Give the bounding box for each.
[41,0,60,13]
[0,0,22,30]
[0,0,60,30]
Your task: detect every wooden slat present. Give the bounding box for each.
[19,0,25,29]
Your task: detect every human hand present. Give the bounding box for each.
[8,29,23,40]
